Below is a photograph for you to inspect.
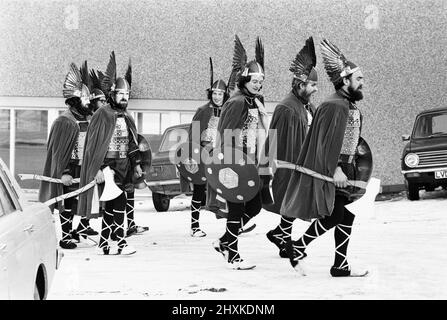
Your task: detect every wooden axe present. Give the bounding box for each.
[274,159,381,215]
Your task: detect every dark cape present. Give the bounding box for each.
[77,104,138,218]
[206,90,268,218]
[216,91,265,143]
[262,91,315,214]
[38,110,80,212]
[280,92,351,221]
[180,102,215,193]
[189,102,216,142]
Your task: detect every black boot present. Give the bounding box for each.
[59,239,77,249]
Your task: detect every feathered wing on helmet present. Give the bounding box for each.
[101,51,132,98]
[124,57,132,91]
[89,69,102,91]
[290,36,317,82]
[320,38,359,83]
[226,68,238,94]
[89,68,106,100]
[209,57,214,89]
[79,60,93,92]
[63,62,89,99]
[101,51,117,97]
[207,56,229,101]
[97,70,105,84]
[230,34,247,85]
[255,36,264,75]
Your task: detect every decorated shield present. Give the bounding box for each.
[205,147,260,203]
[175,141,208,185]
[133,134,152,189]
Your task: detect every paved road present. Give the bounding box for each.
[47,189,447,300]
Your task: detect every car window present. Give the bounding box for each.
[158,127,189,152]
[413,112,447,138]
[0,173,17,217]
[0,158,23,210]
[432,113,447,134]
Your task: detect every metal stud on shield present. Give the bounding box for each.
[175,141,208,185]
[205,147,260,203]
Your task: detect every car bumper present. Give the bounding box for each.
[145,179,190,195]
[144,179,179,187]
[402,166,447,184]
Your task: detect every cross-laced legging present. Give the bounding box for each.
[221,192,262,263]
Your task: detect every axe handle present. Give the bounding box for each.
[44,180,96,206]
[274,160,368,190]
[18,174,80,184]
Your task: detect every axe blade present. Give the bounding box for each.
[345,178,381,217]
[99,166,123,202]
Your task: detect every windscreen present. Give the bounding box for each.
[413,111,447,139]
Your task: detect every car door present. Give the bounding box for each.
[0,207,9,299]
[0,165,36,299]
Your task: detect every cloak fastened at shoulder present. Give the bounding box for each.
[280,93,349,221]
[38,110,79,212]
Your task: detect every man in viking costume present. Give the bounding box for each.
[178,57,229,237]
[39,62,94,249]
[263,37,318,258]
[210,35,269,270]
[280,39,369,277]
[87,64,149,239]
[69,64,107,244]
[77,51,142,255]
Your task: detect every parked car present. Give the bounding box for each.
[0,157,62,299]
[401,107,447,200]
[144,123,192,211]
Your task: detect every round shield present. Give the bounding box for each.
[351,136,373,196]
[205,148,260,203]
[175,141,208,185]
[133,134,153,189]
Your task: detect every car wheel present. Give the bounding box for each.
[34,267,47,300]
[407,182,420,201]
[153,192,170,212]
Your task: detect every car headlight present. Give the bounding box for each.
[404,153,419,167]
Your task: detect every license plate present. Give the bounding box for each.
[435,170,447,179]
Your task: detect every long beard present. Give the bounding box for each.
[112,99,128,110]
[348,86,364,101]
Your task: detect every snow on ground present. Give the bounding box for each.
[47,189,447,300]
